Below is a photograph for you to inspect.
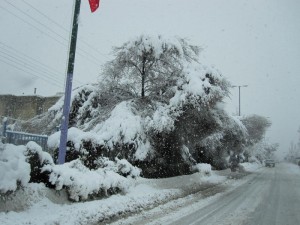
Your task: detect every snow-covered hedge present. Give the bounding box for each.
[1,141,140,202]
[43,159,132,201]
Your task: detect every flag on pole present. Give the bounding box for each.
[89,0,100,12]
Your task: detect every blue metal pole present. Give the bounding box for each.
[58,0,81,164]
[2,117,7,137]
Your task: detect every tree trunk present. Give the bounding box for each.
[141,55,146,98]
[141,74,145,98]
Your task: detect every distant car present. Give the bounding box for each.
[265,159,275,167]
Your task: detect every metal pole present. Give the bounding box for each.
[58,0,81,164]
[238,86,241,116]
[232,85,248,117]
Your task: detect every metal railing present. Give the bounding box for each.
[5,130,48,150]
[1,117,48,150]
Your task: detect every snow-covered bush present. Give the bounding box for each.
[0,141,54,194]
[48,124,149,172]
[24,141,54,186]
[0,140,138,201]
[0,144,30,193]
[192,163,212,175]
[43,159,131,201]
[95,157,141,178]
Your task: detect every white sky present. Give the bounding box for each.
[0,0,299,157]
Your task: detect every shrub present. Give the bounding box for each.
[43,159,132,201]
[24,141,54,187]
[0,144,30,193]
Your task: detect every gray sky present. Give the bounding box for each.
[0,0,299,157]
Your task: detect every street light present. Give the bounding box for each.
[232,85,248,116]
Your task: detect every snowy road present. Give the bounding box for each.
[111,163,300,225]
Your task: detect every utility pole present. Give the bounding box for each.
[58,0,81,164]
[232,85,248,116]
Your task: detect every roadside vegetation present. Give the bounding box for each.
[1,35,278,201]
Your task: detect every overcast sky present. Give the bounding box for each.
[0,0,299,157]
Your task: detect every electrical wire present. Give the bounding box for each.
[0,42,84,85]
[0,56,64,88]
[2,0,107,65]
[0,1,109,91]
[0,52,64,86]
[21,0,110,60]
[0,5,99,68]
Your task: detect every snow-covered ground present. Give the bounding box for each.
[0,163,262,225]
[111,163,299,225]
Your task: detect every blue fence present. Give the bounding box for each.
[1,118,48,150]
[5,131,48,150]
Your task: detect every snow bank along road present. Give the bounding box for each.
[111,163,300,225]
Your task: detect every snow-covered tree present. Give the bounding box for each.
[240,115,278,162]
[285,127,300,163]
[101,35,201,99]
[25,35,236,177]
[193,105,247,169]
[241,114,271,145]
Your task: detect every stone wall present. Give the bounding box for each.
[0,95,60,120]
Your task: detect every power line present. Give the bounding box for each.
[0,47,84,88]
[0,1,108,89]
[4,0,68,43]
[20,0,67,33]
[0,5,100,68]
[0,49,64,85]
[21,0,110,60]
[0,56,64,88]
[0,46,62,79]
[0,52,64,86]
[2,0,107,65]
[0,41,62,75]
[0,5,67,47]
[0,42,84,86]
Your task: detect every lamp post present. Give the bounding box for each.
[232,85,248,116]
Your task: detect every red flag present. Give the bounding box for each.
[89,0,100,13]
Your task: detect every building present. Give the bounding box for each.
[0,94,61,120]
